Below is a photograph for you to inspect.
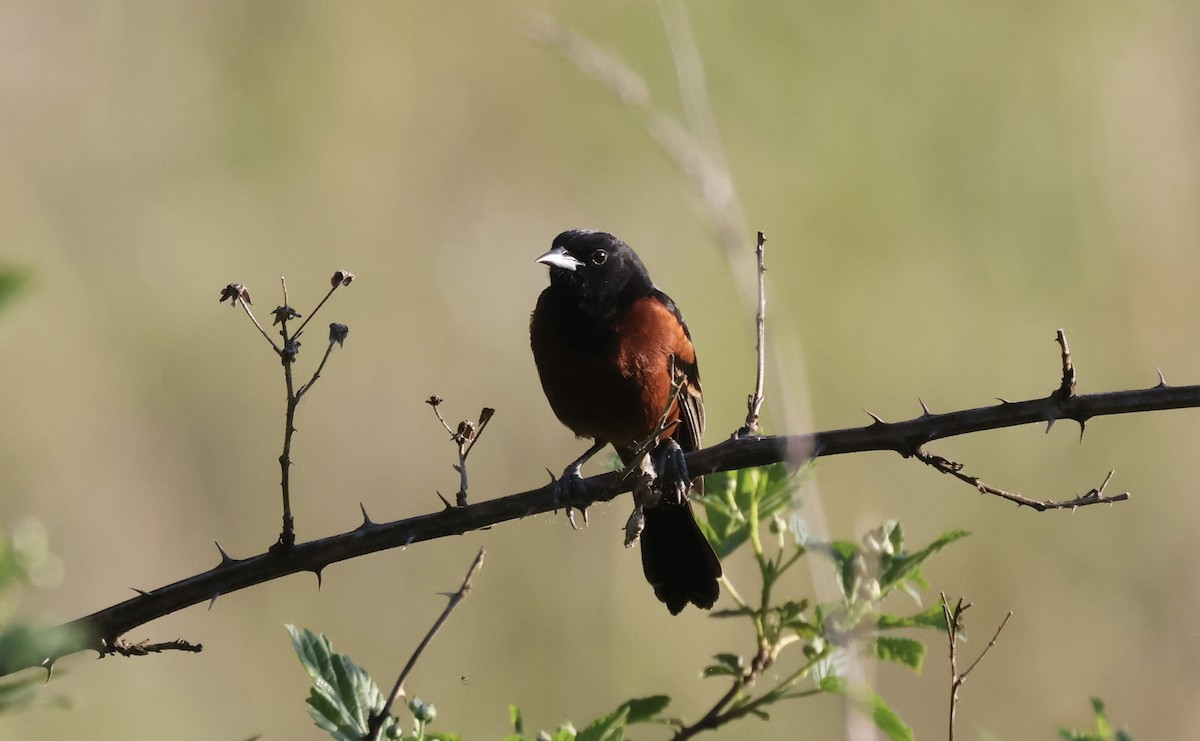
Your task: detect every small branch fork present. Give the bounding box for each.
[220,272,355,552]
[887,328,1130,511]
[426,397,496,508]
[366,548,484,741]
[12,334,1200,677]
[736,231,767,437]
[940,594,1012,741]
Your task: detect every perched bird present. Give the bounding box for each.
[530,229,722,614]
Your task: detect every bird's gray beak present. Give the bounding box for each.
[535,245,583,271]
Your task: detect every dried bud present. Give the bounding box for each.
[425,396,443,407]
[328,322,349,347]
[478,407,495,425]
[219,283,251,305]
[331,270,356,287]
[272,305,301,326]
[281,339,301,364]
[456,420,475,441]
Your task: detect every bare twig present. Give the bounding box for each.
[223,275,353,553]
[913,448,1128,511]
[941,594,1012,741]
[110,638,203,657]
[427,397,496,507]
[1054,329,1077,400]
[366,548,484,741]
[738,231,767,437]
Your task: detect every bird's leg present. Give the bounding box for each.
[654,438,691,506]
[551,439,607,529]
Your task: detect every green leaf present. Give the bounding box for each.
[877,604,949,632]
[866,691,914,741]
[709,606,755,619]
[873,636,926,672]
[0,266,30,316]
[509,704,524,734]
[286,624,393,740]
[576,706,626,741]
[1057,697,1132,741]
[879,530,969,593]
[700,464,804,558]
[703,653,744,678]
[819,677,913,741]
[620,695,670,724]
[826,540,860,599]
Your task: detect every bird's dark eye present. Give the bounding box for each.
[591,249,608,265]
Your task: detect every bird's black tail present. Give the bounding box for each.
[640,496,722,615]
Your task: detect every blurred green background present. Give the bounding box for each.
[1,2,1198,739]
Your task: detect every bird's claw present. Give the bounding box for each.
[655,439,691,505]
[551,462,589,529]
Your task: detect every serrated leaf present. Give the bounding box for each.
[700,464,804,558]
[286,625,392,740]
[708,606,755,619]
[879,530,969,592]
[867,691,914,741]
[620,695,670,724]
[703,652,745,679]
[877,604,949,632]
[576,708,626,741]
[825,540,860,599]
[819,677,913,741]
[873,636,926,672]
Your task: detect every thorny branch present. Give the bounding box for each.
[10,351,1200,677]
[941,594,1012,741]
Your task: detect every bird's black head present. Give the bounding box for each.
[535,230,654,311]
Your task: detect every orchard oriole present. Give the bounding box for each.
[530,229,722,614]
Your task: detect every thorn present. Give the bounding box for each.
[131,588,151,597]
[1045,416,1056,434]
[864,409,886,425]
[996,397,1012,404]
[918,397,932,416]
[566,506,580,530]
[1078,420,1086,442]
[1155,368,1167,388]
[208,593,220,611]
[214,541,235,566]
[545,468,558,484]
[313,568,324,589]
[436,491,453,510]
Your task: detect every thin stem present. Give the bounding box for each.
[276,276,297,550]
[367,548,485,741]
[294,283,339,339]
[238,298,281,354]
[741,231,767,436]
[277,362,297,550]
[297,340,337,401]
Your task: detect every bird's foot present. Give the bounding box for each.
[655,438,691,506]
[547,463,590,530]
